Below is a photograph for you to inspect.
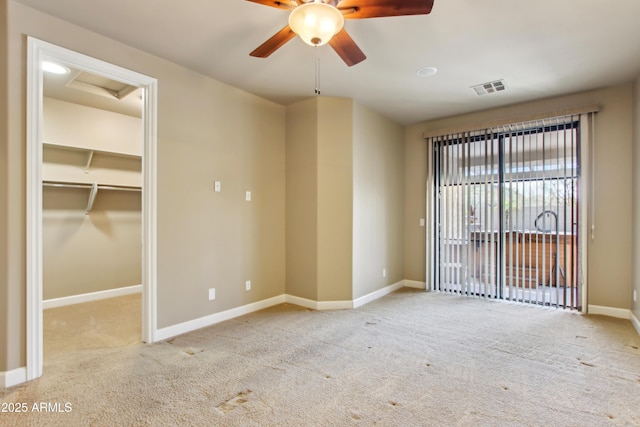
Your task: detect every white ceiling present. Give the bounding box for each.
[20,0,640,125]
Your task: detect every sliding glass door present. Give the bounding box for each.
[433,119,581,309]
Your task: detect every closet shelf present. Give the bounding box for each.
[43,141,142,159]
[42,143,142,188]
[43,181,141,215]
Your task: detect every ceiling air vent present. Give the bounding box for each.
[471,79,507,96]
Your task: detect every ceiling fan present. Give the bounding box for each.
[247,0,435,66]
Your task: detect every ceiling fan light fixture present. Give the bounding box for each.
[288,1,344,47]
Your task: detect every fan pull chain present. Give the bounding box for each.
[314,46,321,95]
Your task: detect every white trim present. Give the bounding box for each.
[284,294,320,310]
[426,138,435,292]
[403,280,427,290]
[1,367,27,389]
[353,281,404,308]
[284,294,353,310]
[26,36,44,385]
[141,76,159,344]
[43,285,142,310]
[579,113,591,313]
[156,295,286,341]
[422,104,599,139]
[26,37,158,382]
[630,311,640,336]
[156,285,412,341]
[284,282,406,311]
[587,305,631,320]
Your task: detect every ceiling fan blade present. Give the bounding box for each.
[250,25,297,58]
[245,0,297,10]
[329,28,366,67]
[337,0,434,19]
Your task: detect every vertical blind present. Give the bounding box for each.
[430,114,586,310]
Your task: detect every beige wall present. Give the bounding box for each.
[43,98,142,155]
[43,191,142,300]
[286,98,403,302]
[148,50,286,329]
[633,74,640,320]
[5,0,27,372]
[405,84,634,310]
[285,97,353,302]
[317,98,353,301]
[353,103,404,299]
[285,98,318,300]
[403,122,428,285]
[0,0,9,371]
[3,1,286,370]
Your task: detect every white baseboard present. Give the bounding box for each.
[156,283,412,341]
[156,295,286,341]
[403,280,427,290]
[285,281,405,311]
[1,367,27,389]
[285,294,353,310]
[353,281,404,308]
[43,284,143,309]
[588,304,631,320]
[284,294,320,310]
[631,311,640,336]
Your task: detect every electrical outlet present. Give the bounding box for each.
[420,218,425,227]
[208,288,216,300]
[214,181,221,192]
[245,280,251,291]
[382,268,387,278]
[634,290,637,302]
[246,191,252,201]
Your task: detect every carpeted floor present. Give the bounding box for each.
[43,292,142,357]
[1,288,640,426]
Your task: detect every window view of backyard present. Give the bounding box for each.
[434,121,580,309]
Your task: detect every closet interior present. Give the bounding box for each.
[42,66,143,311]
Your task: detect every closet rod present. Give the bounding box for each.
[43,181,141,192]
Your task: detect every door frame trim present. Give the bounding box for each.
[26,37,159,381]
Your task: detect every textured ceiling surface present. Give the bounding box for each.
[19,0,640,125]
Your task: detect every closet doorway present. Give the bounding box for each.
[26,38,158,381]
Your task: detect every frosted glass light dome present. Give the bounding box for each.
[288,1,344,47]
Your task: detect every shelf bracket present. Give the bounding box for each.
[85,150,95,174]
[85,182,98,214]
